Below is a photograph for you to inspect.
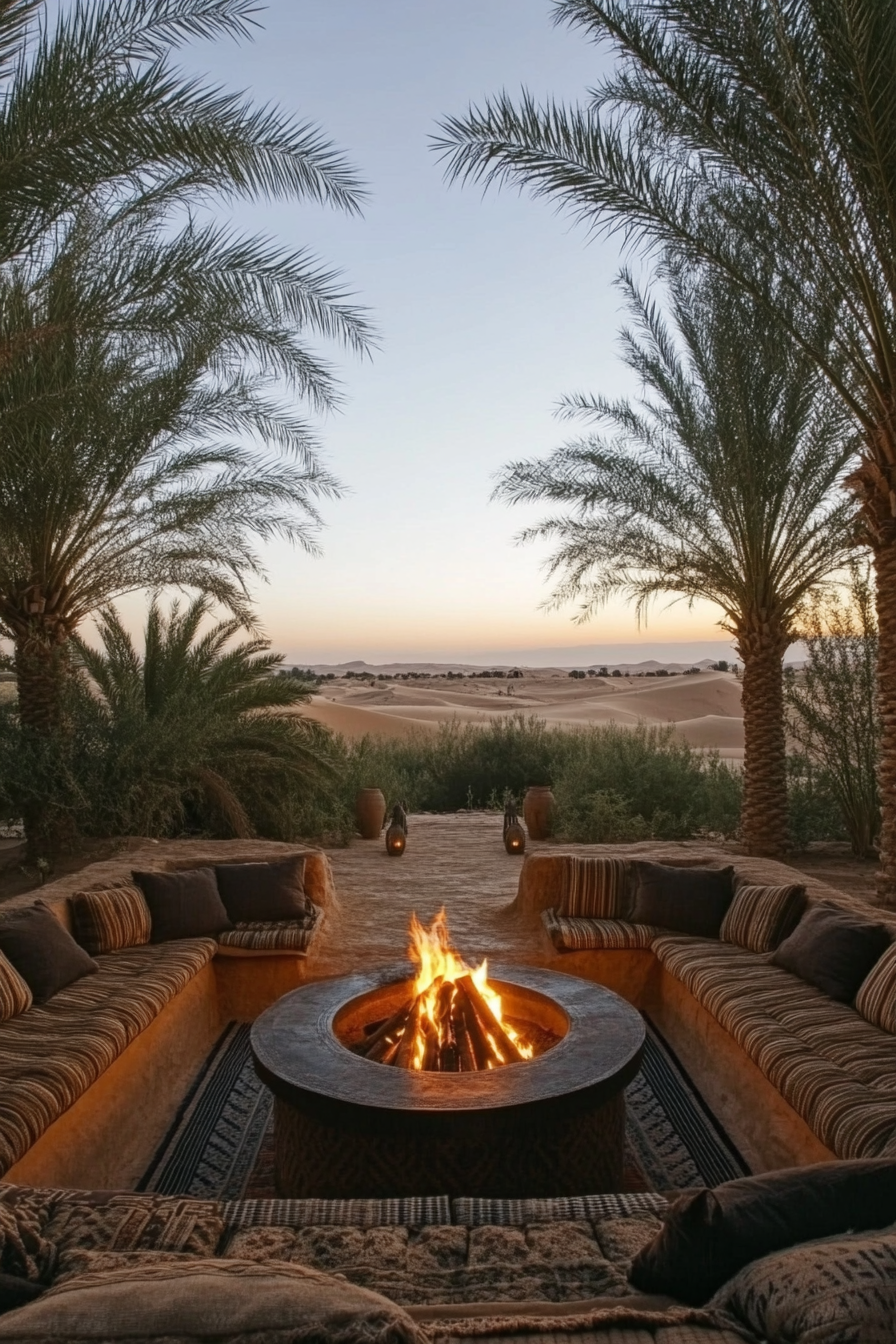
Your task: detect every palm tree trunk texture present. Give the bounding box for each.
[14,635,68,735]
[13,631,77,857]
[874,536,896,905]
[737,632,789,858]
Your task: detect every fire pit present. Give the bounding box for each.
[251,915,645,1198]
[347,910,557,1071]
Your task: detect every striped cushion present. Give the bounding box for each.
[856,942,896,1034]
[453,1193,669,1225]
[223,1195,451,1229]
[0,939,215,1175]
[217,908,319,953]
[70,886,152,955]
[654,935,896,1158]
[0,951,31,1022]
[557,856,629,918]
[719,880,806,953]
[542,908,661,951]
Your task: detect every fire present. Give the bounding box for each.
[406,908,533,1071]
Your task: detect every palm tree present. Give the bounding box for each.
[496,265,857,856]
[62,594,335,839]
[0,201,367,851]
[0,0,365,266]
[435,0,896,897]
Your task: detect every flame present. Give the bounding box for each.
[406,908,533,1070]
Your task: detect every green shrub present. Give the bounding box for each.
[330,716,742,843]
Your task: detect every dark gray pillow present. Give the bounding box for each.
[0,1274,44,1314]
[630,1159,896,1306]
[133,868,231,943]
[630,860,734,938]
[771,902,891,1002]
[214,856,312,924]
[0,900,97,1004]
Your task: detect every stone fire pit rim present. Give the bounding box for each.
[250,961,645,1119]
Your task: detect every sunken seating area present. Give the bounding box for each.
[523,850,896,1172]
[0,846,334,1190]
[3,1173,896,1341]
[2,829,896,1339]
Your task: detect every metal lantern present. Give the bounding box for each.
[385,802,408,857]
[385,823,407,856]
[503,801,526,855]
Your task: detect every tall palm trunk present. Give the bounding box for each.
[873,535,896,904]
[850,409,896,906]
[736,621,789,857]
[12,623,77,857]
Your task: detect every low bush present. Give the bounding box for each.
[333,715,742,843]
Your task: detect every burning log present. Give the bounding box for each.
[356,910,536,1072]
[394,995,426,1069]
[359,1002,414,1061]
[455,975,525,1065]
[456,1016,477,1073]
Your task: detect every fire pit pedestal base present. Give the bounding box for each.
[252,963,644,1199]
[272,1089,625,1198]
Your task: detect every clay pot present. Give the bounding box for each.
[385,824,407,856]
[355,788,386,839]
[523,786,555,840]
[503,820,526,855]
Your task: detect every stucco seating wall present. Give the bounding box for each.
[0,845,336,1191]
[522,847,896,1174]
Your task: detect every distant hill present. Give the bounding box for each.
[295,657,727,676]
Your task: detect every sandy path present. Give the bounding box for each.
[309,813,535,978]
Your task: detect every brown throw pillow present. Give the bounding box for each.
[132,869,231,943]
[0,951,31,1022]
[630,861,734,938]
[719,879,806,953]
[0,901,97,1005]
[0,1274,43,1315]
[0,1259,425,1342]
[69,886,152,956]
[629,1160,896,1306]
[214,856,312,924]
[856,940,896,1033]
[771,902,891,1002]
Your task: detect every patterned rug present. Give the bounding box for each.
[140,1020,748,1199]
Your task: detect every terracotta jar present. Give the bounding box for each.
[523,785,555,840]
[355,788,386,839]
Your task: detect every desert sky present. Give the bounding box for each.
[161,1,739,667]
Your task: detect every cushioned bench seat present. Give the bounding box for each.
[0,939,216,1175]
[653,935,896,1159]
[542,909,662,951]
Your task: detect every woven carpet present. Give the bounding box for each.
[140,1020,748,1199]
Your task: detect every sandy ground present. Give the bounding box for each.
[301,670,746,760]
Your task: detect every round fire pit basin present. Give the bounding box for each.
[251,962,645,1198]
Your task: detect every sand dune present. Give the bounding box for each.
[301,700,439,738]
[672,715,746,749]
[299,669,746,758]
